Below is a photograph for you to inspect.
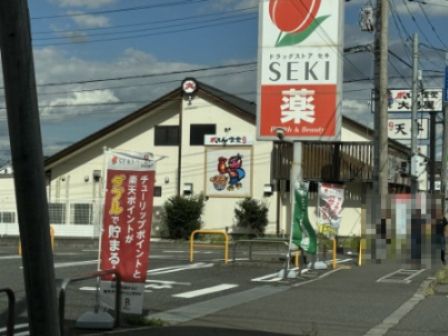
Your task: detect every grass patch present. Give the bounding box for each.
[435,266,448,284]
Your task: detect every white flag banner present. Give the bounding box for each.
[318,183,344,236]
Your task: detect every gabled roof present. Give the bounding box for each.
[44,80,409,168]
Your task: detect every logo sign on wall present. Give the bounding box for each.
[99,150,156,314]
[387,118,429,140]
[386,89,442,112]
[205,147,253,198]
[257,0,344,140]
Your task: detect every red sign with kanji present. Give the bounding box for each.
[259,84,337,138]
[100,160,155,282]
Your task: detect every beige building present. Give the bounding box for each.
[0,81,412,239]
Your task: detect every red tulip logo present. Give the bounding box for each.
[268,0,328,47]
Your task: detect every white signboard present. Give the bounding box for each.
[387,89,442,112]
[387,118,429,140]
[204,135,253,146]
[257,0,344,140]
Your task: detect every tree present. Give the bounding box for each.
[234,198,268,237]
[162,194,205,239]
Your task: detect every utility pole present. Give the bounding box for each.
[409,33,422,264]
[372,0,389,261]
[411,34,419,195]
[0,1,60,336]
[442,53,448,218]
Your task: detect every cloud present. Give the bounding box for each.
[52,0,116,9]
[41,90,120,120]
[69,11,110,28]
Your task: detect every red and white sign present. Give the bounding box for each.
[257,0,343,140]
[100,150,155,314]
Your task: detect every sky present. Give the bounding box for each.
[1,0,448,164]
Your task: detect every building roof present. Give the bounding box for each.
[44,80,410,168]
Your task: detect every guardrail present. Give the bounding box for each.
[189,230,229,264]
[232,238,289,262]
[58,269,121,336]
[0,288,15,336]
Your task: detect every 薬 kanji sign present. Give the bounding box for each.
[256,0,344,140]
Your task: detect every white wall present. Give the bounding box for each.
[180,97,277,232]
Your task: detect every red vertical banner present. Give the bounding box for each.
[99,150,155,314]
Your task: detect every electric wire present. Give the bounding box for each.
[32,6,257,35]
[31,0,210,20]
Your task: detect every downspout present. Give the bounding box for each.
[177,96,183,197]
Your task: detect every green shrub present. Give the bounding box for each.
[162,194,205,239]
[234,198,268,236]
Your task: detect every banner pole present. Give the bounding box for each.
[95,147,110,311]
[284,141,302,279]
[316,183,321,264]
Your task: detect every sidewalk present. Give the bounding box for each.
[79,260,439,336]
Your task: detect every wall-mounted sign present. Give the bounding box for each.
[205,147,253,198]
[204,135,253,146]
[385,89,442,112]
[387,118,429,140]
[256,0,344,141]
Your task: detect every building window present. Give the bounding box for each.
[70,203,93,225]
[190,124,216,146]
[49,203,66,225]
[0,212,15,223]
[154,186,162,197]
[155,126,179,146]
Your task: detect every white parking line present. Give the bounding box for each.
[14,331,30,336]
[148,262,214,275]
[0,322,28,334]
[79,286,96,291]
[163,250,214,255]
[0,255,21,260]
[54,260,98,269]
[251,272,282,282]
[377,269,426,284]
[173,284,238,299]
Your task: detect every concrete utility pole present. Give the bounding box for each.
[442,54,448,218]
[411,34,419,195]
[372,0,389,260]
[0,1,60,335]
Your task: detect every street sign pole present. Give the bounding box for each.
[442,57,448,218]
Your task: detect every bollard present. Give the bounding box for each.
[332,238,337,269]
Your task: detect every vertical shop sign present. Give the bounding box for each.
[100,150,155,314]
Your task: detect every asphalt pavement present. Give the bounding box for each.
[0,240,447,336]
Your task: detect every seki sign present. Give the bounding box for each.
[257,0,344,141]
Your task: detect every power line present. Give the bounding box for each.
[418,2,448,49]
[33,6,257,35]
[33,12,257,41]
[25,62,258,88]
[402,0,435,49]
[31,0,210,20]
[388,0,412,62]
[34,15,256,47]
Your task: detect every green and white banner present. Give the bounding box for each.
[292,181,317,255]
